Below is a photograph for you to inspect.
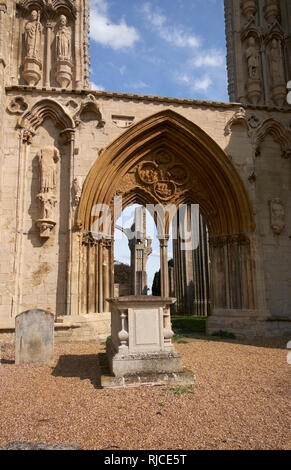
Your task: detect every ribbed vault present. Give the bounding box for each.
[77,110,255,236]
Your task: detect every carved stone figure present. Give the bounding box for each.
[269,198,285,235]
[73,176,83,205]
[269,39,285,86]
[36,146,60,238]
[246,37,260,80]
[56,15,71,60]
[37,146,60,193]
[55,15,73,88]
[22,10,43,86]
[25,10,42,60]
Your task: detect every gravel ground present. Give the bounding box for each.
[0,336,290,450]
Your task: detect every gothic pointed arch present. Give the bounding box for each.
[18,98,75,142]
[254,118,291,158]
[77,109,255,237]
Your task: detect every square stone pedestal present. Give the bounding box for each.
[101,296,195,388]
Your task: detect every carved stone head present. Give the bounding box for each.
[59,14,67,27]
[31,10,38,21]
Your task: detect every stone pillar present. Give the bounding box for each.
[159,237,169,297]
[45,21,53,88]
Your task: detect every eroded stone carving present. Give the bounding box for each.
[36,146,60,238]
[112,115,135,128]
[23,10,43,86]
[263,0,280,24]
[55,15,72,88]
[245,36,261,104]
[269,38,286,106]
[241,0,257,19]
[73,176,83,206]
[269,198,285,235]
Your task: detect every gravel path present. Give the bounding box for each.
[0,336,290,450]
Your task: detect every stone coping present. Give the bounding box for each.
[107,295,176,306]
[5,86,291,113]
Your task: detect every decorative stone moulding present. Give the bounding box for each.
[55,58,73,88]
[23,57,42,86]
[241,0,258,19]
[247,78,261,105]
[263,0,280,24]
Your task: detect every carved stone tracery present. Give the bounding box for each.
[269,198,285,235]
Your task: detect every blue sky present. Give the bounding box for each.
[89,0,228,291]
[89,0,228,102]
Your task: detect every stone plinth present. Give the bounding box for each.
[102,296,195,387]
[15,309,54,365]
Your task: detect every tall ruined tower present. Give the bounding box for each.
[225,0,291,107]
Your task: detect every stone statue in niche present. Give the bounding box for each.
[55,15,73,88]
[246,37,260,80]
[36,146,60,238]
[245,36,262,104]
[56,15,72,60]
[25,9,42,59]
[270,39,285,85]
[269,39,286,106]
[269,198,285,235]
[23,10,43,86]
[38,146,60,193]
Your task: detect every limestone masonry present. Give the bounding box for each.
[0,0,290,340]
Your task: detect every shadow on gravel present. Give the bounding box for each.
[51,352,109,389]
[173,330,289,350]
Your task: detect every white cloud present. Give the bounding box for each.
[175,72,212,94]
[91,82,105,91]
[193,75,212,92]
[142,2,200,49]
[90,0,140,50]
[125,80,150,90]
[190,49,225,68]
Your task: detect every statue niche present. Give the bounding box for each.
[22,9,43,86]
[55,15,73,88]
[36,146,60,238]
[269,38,286,107]
[245,36,262,105]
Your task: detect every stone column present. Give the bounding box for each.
[159,237,169,297]
[45,21,53,88]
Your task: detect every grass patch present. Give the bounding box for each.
[171,315,206,335]
[163,385,195,396]
[211,330,236,339]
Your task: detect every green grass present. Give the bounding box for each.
[163,385,195,396]
[171,315,206,335]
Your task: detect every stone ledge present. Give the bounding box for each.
[101,369,195,389]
